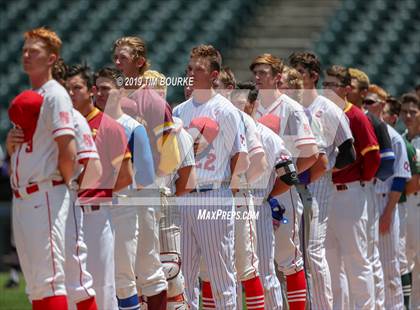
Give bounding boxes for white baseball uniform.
[375,125,411,309]
[65,109,98,307]
[174,93,248,310]
[252,122,295,309]
[304,95,353,310]
[159,121,195,309]
[11,79,75,301]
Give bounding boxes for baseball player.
[383,96,420,309]
[198,76,266,310]
[323,65,380,309]
[364,84,411,309]
[7,27,77,310]
[399,93,420,309]
[173,44,249,309]
[348,68,398,309]
[113,36,182,308]
[66,64,133,310]
[250,53,320,310]
[289,52,355,310]
[93,67,157,310]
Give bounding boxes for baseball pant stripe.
[46,192,57,295]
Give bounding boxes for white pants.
[306,175,334,310]
[110,205,138,299]
[405,193,420,309]
[180,189,237,310]
[13,184,69,301]
[65,199,95,306]
[83,206,118,310]
[365,182,385,309]
[376,194,404,309]
[326,182,374,310]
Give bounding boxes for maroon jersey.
[333,103,380,184]
[79,108,131,203]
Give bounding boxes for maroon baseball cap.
[8,90,44,142]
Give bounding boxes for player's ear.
[210,70,219,83]
[136,56,146,70]
[48,53,58,67]
[311,71,319,84]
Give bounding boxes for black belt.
[191,183,218,193]
[81,205,101,213]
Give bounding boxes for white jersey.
[307,95,353,170]
[240,111,264,158]
[410,135,420,149]
[252,122,292,199]
[255,93,316,158]
[173,94,248,184]
[10,79,75,189]
[375,125,411,193]
[73,109,98,163]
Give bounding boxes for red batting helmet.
[8,90,44,142]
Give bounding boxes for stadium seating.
[314,0,420,96]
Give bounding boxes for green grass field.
[0,272,30,310]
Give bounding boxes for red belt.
[13,180,65,199]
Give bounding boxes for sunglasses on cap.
[363,99,380,105]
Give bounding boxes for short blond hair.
[282,66,303,102]
[24,27,62,56]
[349,68,370,90]
[113,36,150,75]
[143,70,167,97]
[250,53,284,75]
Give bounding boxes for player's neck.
[81,102,96,118]
[407,127,417,140]
[301,88,318,107]
[105,104,124,120]
[191,88,217,104]
[29,71,53,89]
[260,89,281,108]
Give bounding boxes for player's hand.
[268,196,286,231]
[379,209,392,234]
[6,127,24,155]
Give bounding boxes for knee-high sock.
[33,296,68,310]
[242,276,265,309]
[286,270,307,310]
[201,281,215,309]
[402,272,412,309]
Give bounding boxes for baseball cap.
[8,90,44,142]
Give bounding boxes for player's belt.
[191,182,229,193]
[335,181,366,191]
[80,205,101,213]
[13,180,65,199]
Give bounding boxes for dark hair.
[400,92,420,109]
[236,81,259,103]
[66,64,93,89]
[325,65,351,87]
[219,67,236,88]
[288,51,321,85]
[385,97,401,116]
[94,67,122,86]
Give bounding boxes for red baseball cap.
[188,117,220,144]
[258,114,280,135]
[8,90,44,142]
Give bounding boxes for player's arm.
[77,158,102,190]
[55,135,77,185]
[296,144,319,173]
[246,152,268,184]
[175,165,197,196]
[379,177,407,234]
[308,153,328,183]
[270,157,299,196]
[114,157,134,192]
[5,127,24,155]
[230,152,250,190]
[133,125,155,188]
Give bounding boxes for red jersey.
[333,103,380,184]
[79,108,131,203]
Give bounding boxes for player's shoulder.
[387,124,404,145]
[173,98,192,117]
[313,95,343,115]
[39,79,72,107]
[279,94,304,112]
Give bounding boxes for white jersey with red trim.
[73,108,98,163]
[307,95,353,170]
[10,79,75,189]
[240,111,264,159]
[255,93,316,157]
[173,93,248,184]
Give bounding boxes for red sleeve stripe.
[52,127,75,134]
[249,146,264,153]
[77,150,98,155]
[295,137,316,142]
